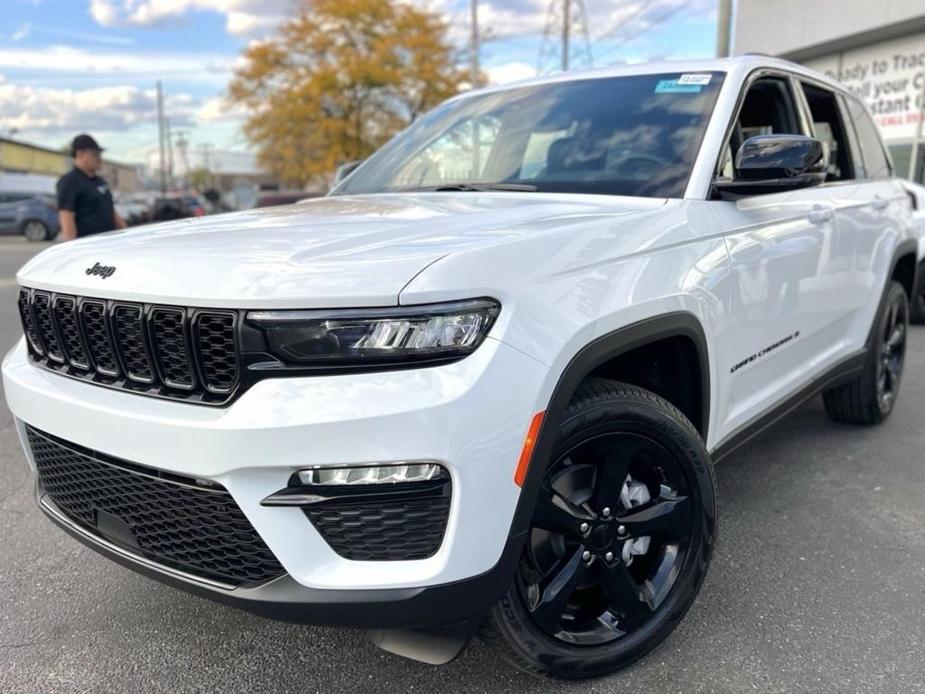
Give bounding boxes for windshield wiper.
[417,182,538,193]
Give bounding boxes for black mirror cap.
[735,134,827,181]
[712,135,827,199]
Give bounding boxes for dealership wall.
[734,0,925,181]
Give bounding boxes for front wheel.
[481,380,716,679]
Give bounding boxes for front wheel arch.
[507,312,711,542]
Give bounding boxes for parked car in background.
[900,181,925,323]
[114,193,153,227]
[255,191,320,208]
[0,192,58,241]
[151,193,207,222]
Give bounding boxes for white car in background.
[4,56,919,678]
[900,181,925,322]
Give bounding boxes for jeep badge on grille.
[85,262,116,279]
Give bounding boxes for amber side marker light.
[514,411,545,487]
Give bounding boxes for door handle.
[872,196,889,211]
[808,205,833,225]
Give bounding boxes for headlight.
[247,298,500,368]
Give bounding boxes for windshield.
[334,71,725,199]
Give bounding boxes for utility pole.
[469,0,480,88]
[470,0,481,179]
[716,0,733,57]
[164,117,174,191]
[561,0,570,72]
[538,0,589,74]
[156,80,167,195]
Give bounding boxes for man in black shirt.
[56,134,126,240]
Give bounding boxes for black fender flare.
[506,310,711,541]
[867,238,919,348]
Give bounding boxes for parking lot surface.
[0,237,923,693]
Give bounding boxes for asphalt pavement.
[0,235,923,693]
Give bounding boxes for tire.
[912,262,925,325]
[21,220,50,242]
[823,280,909,425]
[481,379,716,679]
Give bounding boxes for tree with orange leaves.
[229,0,466,188]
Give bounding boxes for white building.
[734,0,925,181]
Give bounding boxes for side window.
[719,77,802,178]
[800,83,853,181]
[846,98,891,179]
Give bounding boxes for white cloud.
[89,0,119,26]
[0,45,234,84]
[11,22,32,42]
[195,94,245,122]
[88,0,291,37]
[486,61,537,85]
[0,82,200,134]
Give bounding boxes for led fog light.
[297,463,448,486]
[261,462,453,560]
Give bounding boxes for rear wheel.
[481,380,715,679]
[912,263,925,325]
[824,280,908,425]
[22,220,50,242]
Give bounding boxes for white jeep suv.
[3,56,918,678]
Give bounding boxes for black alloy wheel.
[911,265,925,324]
[824,280,909,425]
[482,380,715,679]
[876,294,907,413]
[520,431,693,645]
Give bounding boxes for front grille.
[305,493,451,561]
[17,287,240,404]
[28,426,285,586]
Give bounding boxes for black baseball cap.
[71,134,104,157]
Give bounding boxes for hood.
[18,193,665,308]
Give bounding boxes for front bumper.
[3,336,548,626]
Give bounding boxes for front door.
[711,74,850,442]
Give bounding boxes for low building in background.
[734,0,925,182]
[0,136,141,193]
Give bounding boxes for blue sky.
[0,0,718,166]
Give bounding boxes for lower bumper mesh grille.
[304,493,451,561]
[28,426,285,586]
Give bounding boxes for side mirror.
[333,160,363,186]
[713,134,827,199]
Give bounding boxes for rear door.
[710,72,847,441]
[838,95,912,345]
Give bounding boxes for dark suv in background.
[0,192,58,242]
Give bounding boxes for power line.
[592,1,692,64]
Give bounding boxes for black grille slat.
[80,300,119,376]
[196,313,239,394]
[52,296,90,370]
[17,288,43,355]
[33,292,64,363]
[112,305,154,383]
[15,288,240,405]
[150,308,195,389]
[28,426,285,585]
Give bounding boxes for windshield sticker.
[678,73,712,85]
[655,80,702,94]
